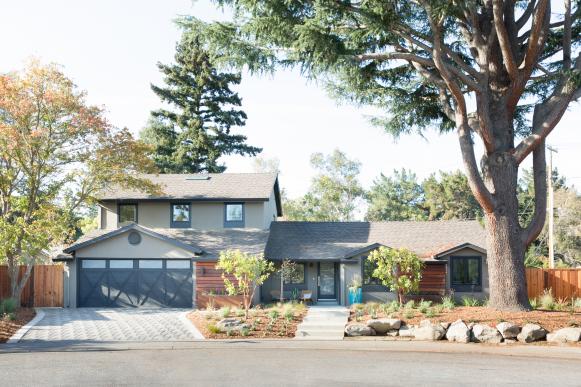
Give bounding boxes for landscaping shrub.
[1,298,17,315]
[403,308,415,319]
[403,300,415,310]
[268,309,280,321]
[283,309,294,322]
[433,304,444,314]
[240,327,250,336]
[207,324,221,334]
[461,296,480,307]
[425,308,436,318]
[234,308,245,317]
[573,298,581,310]
[7,312,16,321]
[529,298,539,310]
[418,300,432,313]
[554,298,569,311]
[539,289,555,310]
[352,303,365,311]
[219,306,231,318]
[441,296,455,310]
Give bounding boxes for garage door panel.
[109,270,139,307]
[78,259,193,308]
[138,270,167,307]
[78,269,109,307]
[165,270,193,308]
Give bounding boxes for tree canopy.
[0,61,158,300]
[141,33,261,173]
[283,149,364,221]
[185,0,581,310]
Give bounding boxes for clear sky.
[2,0,579,199]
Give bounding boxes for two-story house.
[57,173,489,309]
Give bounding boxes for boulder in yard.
[446,319,471,343]
[496,322,521,339]
[345,324,376,337]
[471,324,503,344]
[546,327,581,343]
[366,318,402,334]
[398,325,415,338]
[386,330,399,337]
[517,324,547,343]
[414,321,446,341]
[216,318,250,332]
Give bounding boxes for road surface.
[1,340,580,386]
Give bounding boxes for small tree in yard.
[368,247,424,304]
[278,259,302,303]
[217,250,275,319]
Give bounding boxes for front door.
[317,262,336,299]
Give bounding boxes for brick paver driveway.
[20,308,201,342]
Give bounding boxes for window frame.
[170,202,192,228]
[361,255,387,292]
[450,256,482,292]
[224,202,245,228]
[118,203,138,224]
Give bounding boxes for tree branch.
[493,0,519,79]
[564,0,572,69]
[516,0,536,29]
[521,142,547,247]
[519,0,550,73]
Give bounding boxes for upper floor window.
[450,256,482,292]
[171,203,191,228]
[118,203,137,223]
[224,203,244,228]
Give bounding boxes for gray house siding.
[437,247,489,301]
[261,262,318,302]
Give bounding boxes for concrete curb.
[7,308,45,344]
[180,311,205,340]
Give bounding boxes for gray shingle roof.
[66,224,269,260]
[98,173,278,201]
[264,220,487,261]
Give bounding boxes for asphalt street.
[1,340,581,386]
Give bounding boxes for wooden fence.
[526,268,581,300]
[0,265,64,307]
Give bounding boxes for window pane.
[110,260,133,269]
[172,204,190,222]
[139,260,162,269]
[82,260,106,269]
[284,263,305,284]
[467,259,480,284]
[226,204,243,221]
[363,257,380,285]
[166,260,191,269]
[119,204,137,223]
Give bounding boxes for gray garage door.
[78,259,193,308]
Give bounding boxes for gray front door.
[317,262,336,299]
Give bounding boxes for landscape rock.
[386,330,399,337]
[439,322,451,330]
[345,324,376,337]
[446,319,471,343]
[503,338,518,344]
[398,325,415,337]
[517,324,547,343]
[366,318,402,334]
[216,318,250,332]
[472,324,503,344]
[496,322,521,339]
[546,327,581,343]
[414,321,446,341]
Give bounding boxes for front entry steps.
[295,305,349,340]
[316,299,339,306]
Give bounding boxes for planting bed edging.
[345,317,581,345]
[6,309,44,344]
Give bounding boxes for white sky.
[1,0,579,199]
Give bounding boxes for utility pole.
[547,145,558,269]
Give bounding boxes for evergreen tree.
[423,171,482,221]
[141,34,261,173]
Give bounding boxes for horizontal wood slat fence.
[0,265,64,307]
[526,268,581,300]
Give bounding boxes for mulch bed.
[0,308,36,343]
[349,306,581,332]
[188,308,307,339]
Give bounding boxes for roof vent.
[185,175,210,181]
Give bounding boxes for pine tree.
[141,34,261,173]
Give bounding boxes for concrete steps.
[295,306,349,341]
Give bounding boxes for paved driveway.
[20,308,201,342]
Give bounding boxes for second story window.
[224,203,244,227]
[118,203,137,224]
[171,203,191,228]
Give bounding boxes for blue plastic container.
[348,287,362,304]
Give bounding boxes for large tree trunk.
[8,261,33,306]
[482,151,530,310]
